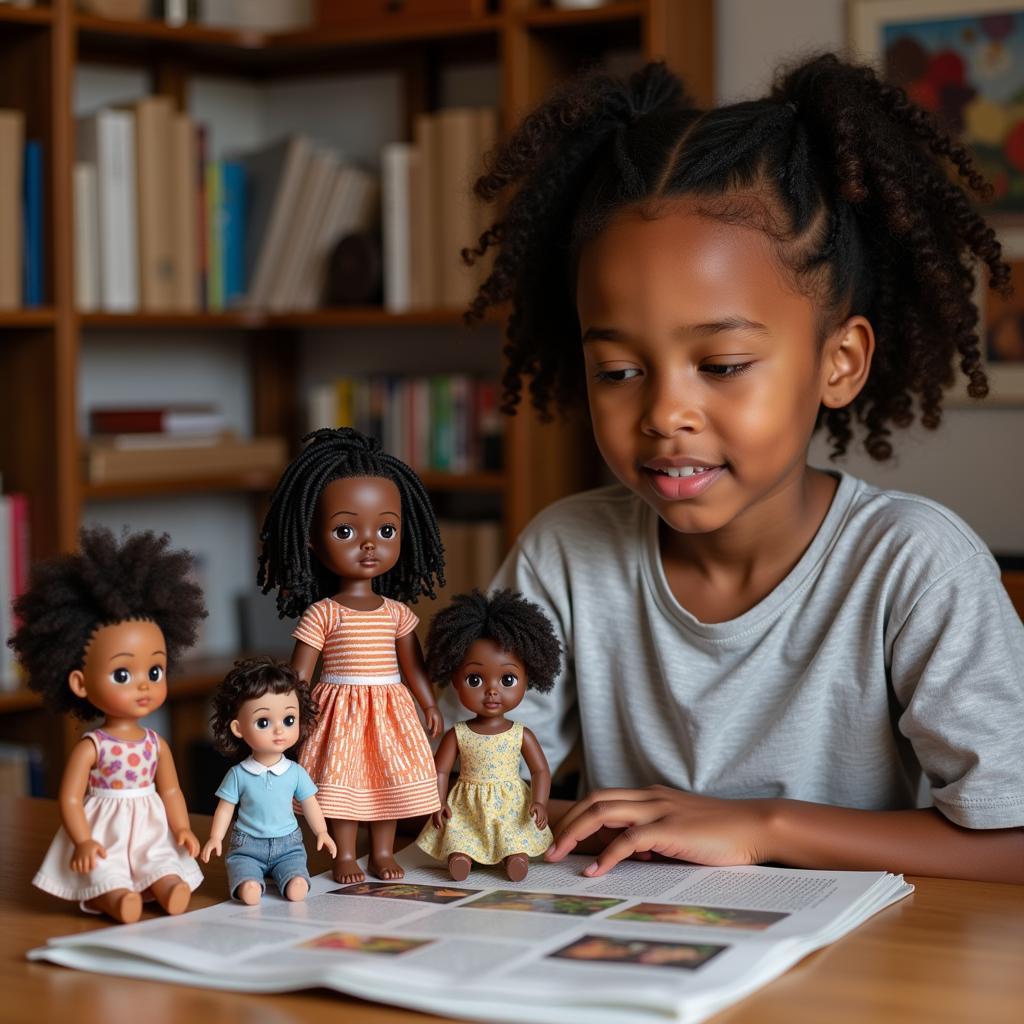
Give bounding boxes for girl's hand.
[530,801,549,830]
[431,804,452,830]
[544,785,776,877]
[70,839,106,873]
[423,706,444,739]
[316,831,338,858]
[201,838,222,863]
[176,828,201,857]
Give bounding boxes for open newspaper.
[28,846,912,1023]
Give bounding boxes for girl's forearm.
[767,800,1024,883]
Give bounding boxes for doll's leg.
[84,888,143,923]
[367,818,403,880]
[236,881,263,905]
[328,818,364,884]
[504,854,529,882]
[150,873,191,915]
[447,853,472,881]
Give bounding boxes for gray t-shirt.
[440,472,1024,829]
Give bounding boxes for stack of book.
[382,106,498,313]
[306,375,503,474]
[83,405,288,485]
[0,487,30,692]
[0,109,45,310]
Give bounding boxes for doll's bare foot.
[284,876,309,901]
[333,856,365,885]
[236,880,262,905]
[151,874,191,915]
[86,888,142,923]
[369,854,404,881]
[448,853,472,881]
[504,854,529,882]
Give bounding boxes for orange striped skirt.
[298,678,440,821]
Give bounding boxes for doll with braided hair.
[258,427,445,884]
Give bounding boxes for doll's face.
[230,690,301,757]
[310,475,402,582]
[451,638,527,718]
[69,619,168,720]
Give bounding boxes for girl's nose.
[640,371,705,437]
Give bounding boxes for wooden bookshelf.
[0,0,715,794]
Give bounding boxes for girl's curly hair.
[425,589,561,693]
[209,656,318,759]
[463,54,1011,460]
[7,526,207,720]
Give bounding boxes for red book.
[89,406,226,435]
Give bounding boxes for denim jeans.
[225,826,309,899]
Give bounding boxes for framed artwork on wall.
[974,225,1024,402]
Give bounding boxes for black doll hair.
[7,526,207,721]
[209,656,318,759]
[425,589,561,693]
[258,427,445,618]
[463,54,1012,461]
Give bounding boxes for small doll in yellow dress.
[416,589,561,882]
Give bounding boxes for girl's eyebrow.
[582,317,768,342]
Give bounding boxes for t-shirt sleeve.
[890,552,1024,829]
[392,600,419,638]
[215,767,240,805]
[292,600,330,651]
[293,764,317,802]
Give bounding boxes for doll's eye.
[500,674,518,687]
[465,674,483,688]
[148,665,164,683]
[378,524,397,540]
[332,524,355,540]
[284,715,296,727]
[111,668,131,685]
[255,717,270,729]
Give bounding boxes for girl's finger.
[583,825,660,877]
[554,789,663,839]
[546,798,668,860]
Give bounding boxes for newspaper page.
[29,846,912,1024]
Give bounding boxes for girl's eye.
[284,715,296,727]
[148,665,164,683]
[701,362,754,379]
[255,717,270,729]
[594,368,641,384]
[500,674,518,688]
[111,668,131,685]
[465,674,484,688]
[378,524,397,540]
[332,524,355,540]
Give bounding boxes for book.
[73,162,100,311]
[220,160,246,307]
[26,846,914,1024]
[205,160,223,310]
[436,107,480,310]
[89,405,227,435]
[0,109,24,310]
[22,140,43,307]
[133,95,175,311]
[381,142,415,313]
[170,113,199,311]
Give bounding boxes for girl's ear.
[68,670,88,700]
[820,315,874,409]
[230,720,243,739]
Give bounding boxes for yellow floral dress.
[416,720,553,864]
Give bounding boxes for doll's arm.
[521,727,552,829]
[299,794,338,857]
[290,638,321,686]
[430,728,459,829]
[60,738,104,872]
[154,736,200,856]
[201,798,237,862]
[395,631,443,738]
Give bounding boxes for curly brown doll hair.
[463,53,1012,460]
[209,656,319,759]
[7,526,207,721]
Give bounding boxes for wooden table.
[3,797,1023,1023]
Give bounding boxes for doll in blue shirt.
[202,657,337,903]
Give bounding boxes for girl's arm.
[395,631,443,738]
[545,787,1024,883]
[201,798,237,862]
[520,726,552,830]
[60,738,103,872]
[154,735,200,856]
[299,794,338,857]
[430,728,459,829]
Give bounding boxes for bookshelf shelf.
[523,1,646,30]
[81,470,283,501]
[0,6,52,28]
[0,308,55,328]
[0,687,41,714]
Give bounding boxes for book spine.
[221,160,246,306]
[171,113,199,311]
[100,111,139,312]
[73,162,100,312]
[0,110,25,310]
[381,142,413,313]
[196,123,208,310]
[206,160,223,311]
[22,140,43,307]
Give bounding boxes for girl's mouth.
[643,465,725,500]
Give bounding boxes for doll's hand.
[530,802,549,830]
[201,838,222,863]
[70,839,106,873]
[176,828,201,857]
[431,804,452,830]
[544,785,775,876]
[423,706,444,739]
[316,831,338,858]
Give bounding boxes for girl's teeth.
[659,466,713,478]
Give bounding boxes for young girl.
[9,527,206,922]
[258,427,445,885]
[450,55,1024,883]
[416,589,561,881]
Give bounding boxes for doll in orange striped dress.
[258,428,445,884]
